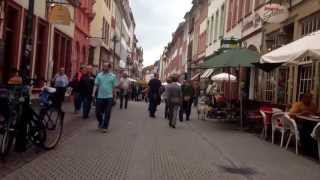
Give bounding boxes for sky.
[131,0,193,67]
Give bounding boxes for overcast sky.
[131,0,193,67]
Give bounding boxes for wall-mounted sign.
[220,39,240,49]
[259,3,289,24]
[242,13,261,33]
[48,5,72,25]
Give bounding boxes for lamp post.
[111,35,119,72]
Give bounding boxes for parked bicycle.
[0,83,64,159]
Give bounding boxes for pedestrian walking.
[70,66,84,113]
[166,75,182,128]
[79,65,95,119]
[52,68,69,110]
[147,74,162,118]
[163,77,172,119]
[119,73,130,109]
[179,80,194,121]
[93,63,118,133]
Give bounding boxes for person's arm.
[92,76,99,97]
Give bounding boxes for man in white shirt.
[119,73,130,109]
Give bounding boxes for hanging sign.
[259,3,289,23]
[48,5,72,25]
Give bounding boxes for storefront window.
[297,62,314,101]
[264,71,275,102]
[277,68,289,104]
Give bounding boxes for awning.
[260,30,320,64]
[191,73,200,80]
[200,48,259,68]
[200,69,214,79]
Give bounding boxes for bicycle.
[0,84,64,159]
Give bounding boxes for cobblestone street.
[1,102,320,180]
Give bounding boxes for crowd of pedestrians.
[49,65,199,132]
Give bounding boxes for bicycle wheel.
[0,114,14,157]
[39,108,64,150]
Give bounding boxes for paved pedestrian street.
[1,102,320,180]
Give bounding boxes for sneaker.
[101,129,108,133]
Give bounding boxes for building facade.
[89,0,113,69]
[1,0,78,86]
[257,0,320,106]
[73,0,94,73]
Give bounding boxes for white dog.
[197,96,211,121]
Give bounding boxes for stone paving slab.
[2,102,320,180]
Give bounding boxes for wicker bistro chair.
[311,123,320,160]
[283,113,301,154]
[271,112,286,147]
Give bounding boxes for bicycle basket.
[39,88,56,107]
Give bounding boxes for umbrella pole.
[239,65,243,129]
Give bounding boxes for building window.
[210,15,214,43]
[301,11,320,36]
[220,4,225,37]
[227,0,233,31]
[254,0,265,9]
[232,0,238,27]
[297,61,314,101]
[277,68,289,105]
[245,0,252,16]
[214,10,219,41]
[206,19,211,46]
[238,0,244,22]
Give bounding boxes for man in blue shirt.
[93,63,117,133]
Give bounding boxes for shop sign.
[259,3,289,24]
[48,5,72,25]
[242,13,261,33]
[220,39,240,49]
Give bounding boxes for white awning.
[201,69,214,79]
[260,30,320,64]
[191,73,200,80]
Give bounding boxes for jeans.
[179,100,192,121]
[164,100,169,119]
[55,87,66,110]
[82,96,92,118]
[168,103,179,127]
[148,99,158,116]
[120,92,129,109]
[95,98,113,129]
[73,92,82,112]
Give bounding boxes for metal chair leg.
[272,129,275,144]
[286,133,293,150]
[295,138,299,155]
[280,130,285,148]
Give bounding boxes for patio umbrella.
[260,30,320,64]
[211,73,237,82]
[200,48,259,68]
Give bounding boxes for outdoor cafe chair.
[259,110,268,139]
[260,108,283,139]
[283,113,301,154]
[311,122,320,160]
[271,112,286,147]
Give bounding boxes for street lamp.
[111,35,119,72]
